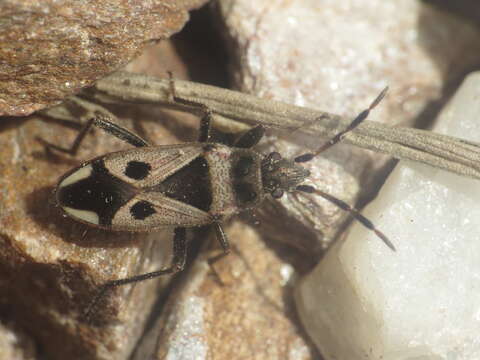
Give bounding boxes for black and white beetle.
[45,79,393,319]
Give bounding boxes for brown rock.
[6,2,480,359]
[0,110,176,359]
[0,37,201,359]
[134,222,315,360]
[0,0,208,116]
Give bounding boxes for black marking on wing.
[125,160,151,180]
[130,200,156,220]
[57,160,136,226]
[151,156,212,212]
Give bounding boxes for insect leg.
[38,117,96,156]
[39,113,149,156]
[197,109,215,143]
[208,222,231,265]
[91,113,150,148]
[234,125,265,148]
[168,72,255,146]
[294,87,388,163]
[84,227,187,321]
[205,223,231,285]
[166,71,215,142]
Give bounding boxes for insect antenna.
[294,87,388,163]
[295,185,395,251]
[290,87,395,251]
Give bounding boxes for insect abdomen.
[57,159,138,227]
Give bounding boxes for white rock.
[295,73,480,359]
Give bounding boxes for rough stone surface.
[0,322,36,360]
[133,222,314,360]
[426,0,480,25]
[0,30,310,360]
[214,0,480,248]
[296,72,480,360]
[0,111,174,359]
[126,16,317,360]
[0,0,208,116]
[0,37,200,359]
[3,1,480,359]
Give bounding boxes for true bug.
[44,77,393,319]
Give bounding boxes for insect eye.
[265,179,278,189]
[263,152,282,171]
[271,188,284,199]
[269,152,281,161]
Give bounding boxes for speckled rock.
[133,222,314,360]
[0,0,208,116]
[0,113,174,359]
[0,36,204,359]
[213,0,480,358]
[3,1,480,359]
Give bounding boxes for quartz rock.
[296,72,480,359]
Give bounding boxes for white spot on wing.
[63,207,99,225]
[59,165,93,187]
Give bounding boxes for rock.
[0,38,199,360]
[214,0,480,247]
[296,72,480,360]
[0,321,36,360]
[4,1,480,359]
[0,0,208,116]
[133,222,314,360]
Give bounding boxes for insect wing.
[111,192,211,231]
[56,143,208,229]
[102,143,204,188]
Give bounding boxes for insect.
[44,77,393,320]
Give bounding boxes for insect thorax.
[204,144,265,219]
